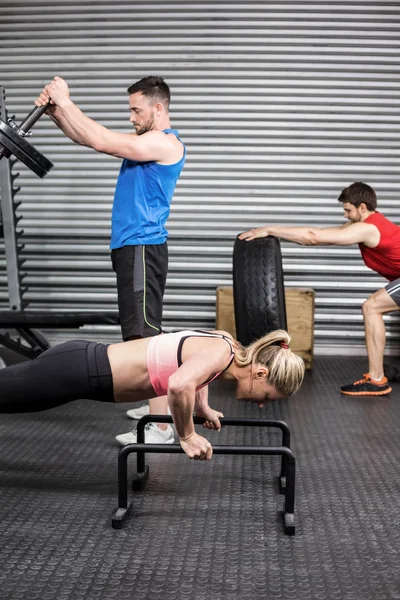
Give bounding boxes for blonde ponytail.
[234,329,304,396]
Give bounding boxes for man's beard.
[134,114,155,135]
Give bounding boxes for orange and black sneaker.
[340,373,392,396]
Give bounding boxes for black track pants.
[0,340,114,413]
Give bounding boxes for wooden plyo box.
[216,286,315,370]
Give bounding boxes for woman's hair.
[234,329,305,397]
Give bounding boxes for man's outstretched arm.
[239,221,379,247]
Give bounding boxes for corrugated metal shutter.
[1,1,400,354]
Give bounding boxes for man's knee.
[362,296,375,317]
[362,291,390,318]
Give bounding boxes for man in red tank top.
[239,182,400,396]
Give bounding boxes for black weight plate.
[0,117,53,178]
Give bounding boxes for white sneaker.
[126,404,171,419]
[0,357,6,369]
[115,422,175,447]
[126,404,150,419]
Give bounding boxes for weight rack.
[0,86,25,313]
[0,85,120,359]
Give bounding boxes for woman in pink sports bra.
[0,328,304,461]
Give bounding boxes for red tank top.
[359,212,400,281]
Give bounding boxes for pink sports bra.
[146,329,235,397]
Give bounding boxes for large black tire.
[233,235,287,346]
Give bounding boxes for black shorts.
[111,243,168,340]
[386,277,400,307]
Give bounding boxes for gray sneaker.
[115,422,175,447]
[0,357,6,369]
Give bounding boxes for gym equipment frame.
[112,416,296,536]
[0,85,120,359]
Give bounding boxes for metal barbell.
[0,103,53,178]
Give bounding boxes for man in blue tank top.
[35,75,186,445]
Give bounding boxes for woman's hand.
[180,432,213,460]
[195,406,224,431]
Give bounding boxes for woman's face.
[235,366,285,408]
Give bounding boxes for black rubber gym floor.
[1,357,400,600]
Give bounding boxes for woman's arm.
[168,379,213,460]
[167,338,231,459]
[194,387,224,431]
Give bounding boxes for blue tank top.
[110,129,186,248]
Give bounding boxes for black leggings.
[0,340,114,413]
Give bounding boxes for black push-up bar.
[134,415,291,490]
[111,416,296,535]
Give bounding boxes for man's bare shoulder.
[141,130,174,139]
[350,221,378,231]
[341,221,376,232]
[349,221,381,247]
[140,129,181,149]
